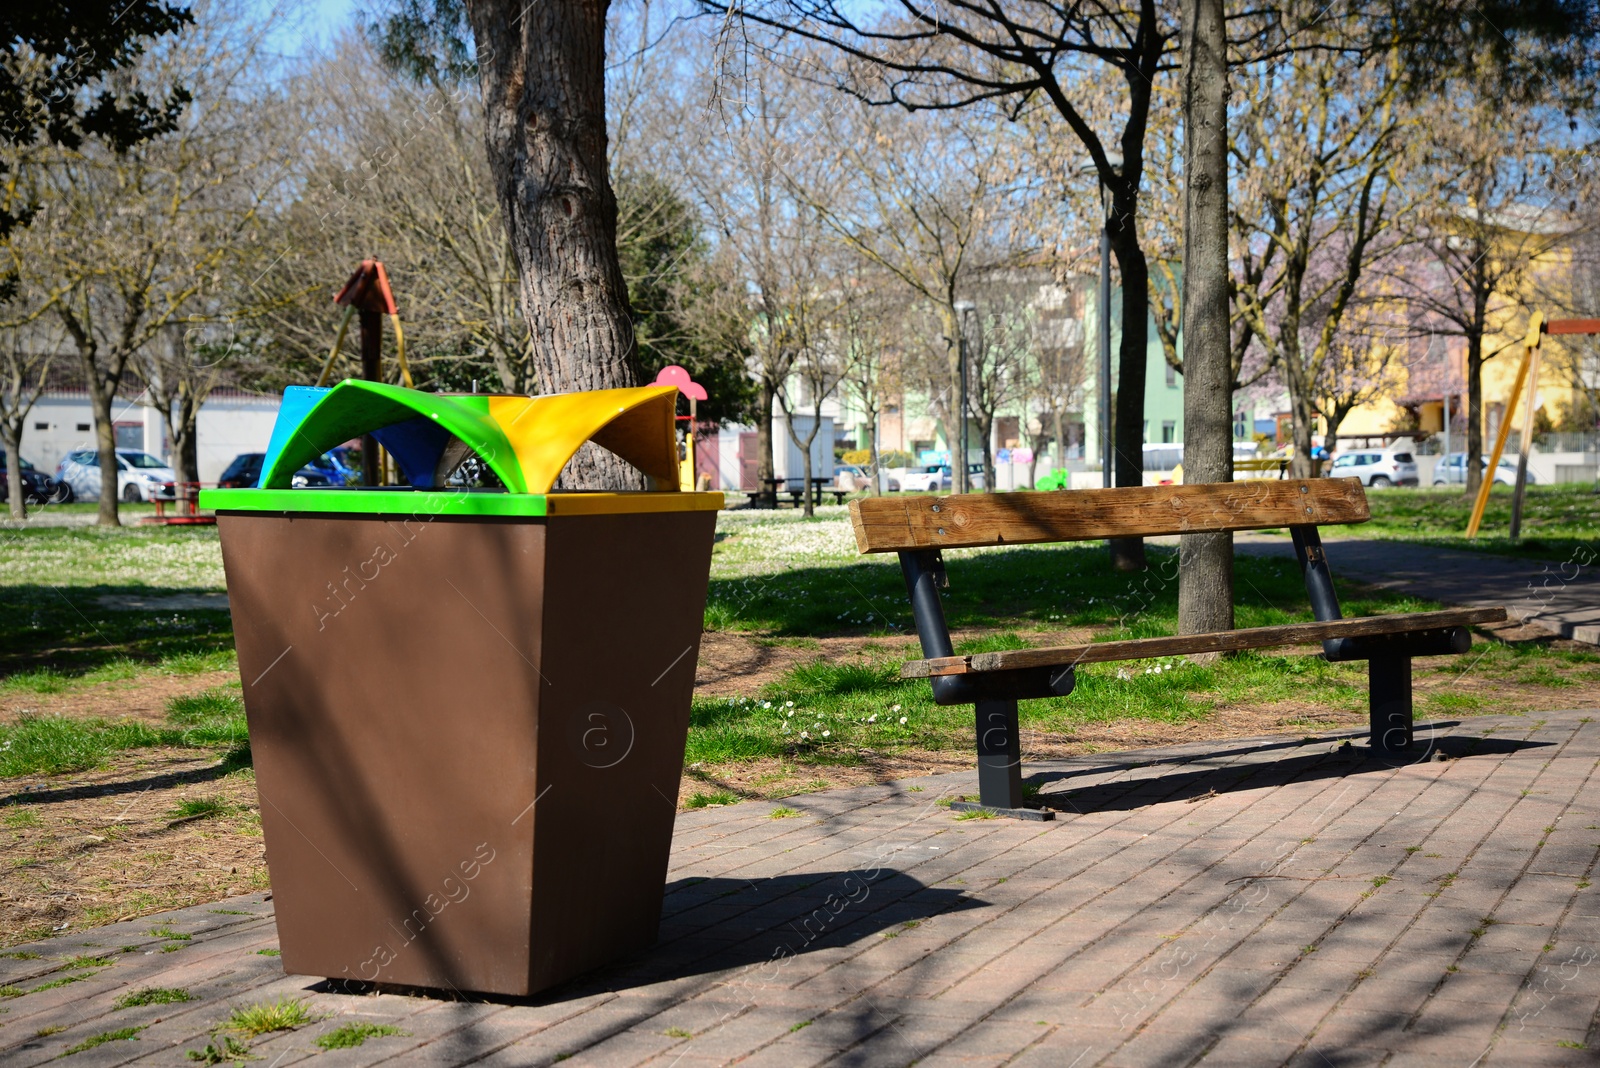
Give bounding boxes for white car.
[56,449,178,502]
[833,464,900,492]
[898,463,986,492]
[1432,452,1537,487]
[1326,449,1419,488]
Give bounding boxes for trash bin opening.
[256,380,682,495]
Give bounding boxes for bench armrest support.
[900,549,955,660]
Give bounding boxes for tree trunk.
[866,407,882,497]
[466,0,642,490]
[1108,217,1149,571]
[757,378,776,501]
[167,387,201,489]
[785,412,819,518]
[1287,380,1318,480]
[3,429,25,520]
[1052,405,1064,476]
[87,383,121,526]
[1177,0,1233,638]
[976,412,995,492]
[1465,329,1484,496]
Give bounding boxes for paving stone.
[10,708,1600,1066]
[1190,1034,1306,1066]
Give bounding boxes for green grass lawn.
[0,685,249,778]
[1354,483,1600,561]
[3,500,1596,788]
[690,521,1600,770]
[0,522,232,681]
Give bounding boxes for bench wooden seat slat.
[848,478,1369,554]
[901,607,1508,678]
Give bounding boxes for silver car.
[1432,452,1537,487]
[1326,449,1418,488]
[56,449,178,502]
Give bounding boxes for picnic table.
[759,476,842,508]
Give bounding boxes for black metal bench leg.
[1369,653,1413,753]
[975,696,1022,809]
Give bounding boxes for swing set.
[1466,311,1600,539]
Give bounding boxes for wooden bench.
[847,479,1506,820]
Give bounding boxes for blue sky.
[251,0,357,55]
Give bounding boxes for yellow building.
[1336,204,1591,446]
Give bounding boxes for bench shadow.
[1031,733,1552,815]
[308,870,977,1009]
[0,760,238,806]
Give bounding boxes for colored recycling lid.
[256,380,682,494]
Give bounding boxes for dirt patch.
[0,671,237,727]
[0,749,265,948]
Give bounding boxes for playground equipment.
[314,259,413,486]
[200,382,721,996]
[137,482,216,526]
[1466,313,1600,539]
[654,364,708,490]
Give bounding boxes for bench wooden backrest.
[847,478,1369,554]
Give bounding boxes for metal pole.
[1468,312,1542,538]
[1510,345,1541,541]
[958,331,969,494]
[359,308,382,487]
[1098,185,1113,490]
[1441,392,1450,474]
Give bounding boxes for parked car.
[833,463,900,493]
[1431,452,1537,487]
[306,448,357,485]
[899,463,986,492]
[56,449,177,502]
[218,452,334,489]
[1325,449,1419,488]
[0,456,73,504]
[217,452,263,488]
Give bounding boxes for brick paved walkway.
[3,710,1599,1066]
[1234,534,1600,645]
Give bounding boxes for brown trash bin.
[202,381,721,996]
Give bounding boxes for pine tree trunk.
[466,0,642,490]
[1177,0,1233,638]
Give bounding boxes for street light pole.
[954,300,976,495]
[1097,190,1112,489]
[1077,156,1120,492]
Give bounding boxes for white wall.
[193,395,280,483]
[18,391,281,483]
[709,427,743,491]
[774,414,833,484]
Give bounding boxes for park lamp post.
[1078,154,1121,489]
[954,299,977,494]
